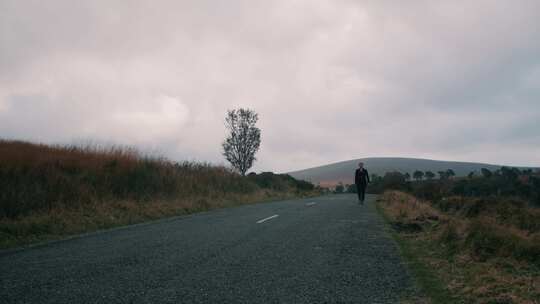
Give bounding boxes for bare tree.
[222,108,261,176]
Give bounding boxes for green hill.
[287,157,534,186]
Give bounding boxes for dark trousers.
[356,183,366,201]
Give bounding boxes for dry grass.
[0,139,319,248]
[379,190,446,229]
[378,191,540,304]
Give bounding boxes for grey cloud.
[1,1,539,172]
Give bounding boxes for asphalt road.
[1,194,417,303]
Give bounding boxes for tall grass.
[0,139,317,248]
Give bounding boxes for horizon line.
[284,156,540,174]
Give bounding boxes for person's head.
[358,162,364,169]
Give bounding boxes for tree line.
[337,167,540,206]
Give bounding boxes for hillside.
[287,157,533,186]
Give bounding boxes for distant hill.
[287,157,535,186]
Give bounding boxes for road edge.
[374,197,435,304]
[0,194,325,257]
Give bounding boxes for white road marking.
[256,214,279,224]
[306,202,317,206]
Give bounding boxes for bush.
[381,171,408,191]
[247,172,314,192]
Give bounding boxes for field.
[0,140,319,248]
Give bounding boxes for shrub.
[381,171,408,191]
[247,172,314,192]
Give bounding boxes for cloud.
[1,0,539,172]
[101,95,190,143]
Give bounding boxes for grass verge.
[376,191,540,304]
[376,200,454,304]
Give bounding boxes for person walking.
[354,162,370,204]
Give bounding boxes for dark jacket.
[355,168,370,185]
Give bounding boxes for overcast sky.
[1,1,539,172]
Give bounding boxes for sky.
[1,0,539,173]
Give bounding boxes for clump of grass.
[378,191,445,233]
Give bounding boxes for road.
[1,194,417,303]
